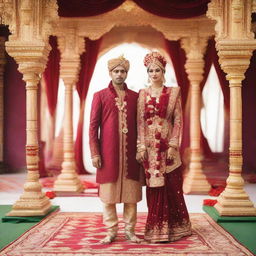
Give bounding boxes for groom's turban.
[108,55,130,72]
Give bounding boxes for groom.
[89,55,143,244]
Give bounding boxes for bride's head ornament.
[143,51,167,72]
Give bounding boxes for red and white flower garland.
[143,86,170,179]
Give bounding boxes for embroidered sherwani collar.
[108,81,128,97]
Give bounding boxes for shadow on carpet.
[0,212,253,255]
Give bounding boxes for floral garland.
[143,86,172,179]
[109,82,128,134]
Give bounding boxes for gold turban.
[108,55,130,72]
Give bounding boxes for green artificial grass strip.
[219,221,256,255]
[0,205,59,250]
[1,205,59,223]
[203,205,256,255]
[203,206,256,222]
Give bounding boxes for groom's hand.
[92,155,102,169]
[136,151,148,163]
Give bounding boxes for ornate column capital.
[207,0,255,41]
[58,30,85,87]
[181,36,208,85]
[253,0,256,12]
[1,0,58,43]
[207,0,256,85]
[3,0,59,82]
[216,41,256,86]
[5,42,51,86]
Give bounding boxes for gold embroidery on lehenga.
[137,87,183,187]
[144,218,192,243]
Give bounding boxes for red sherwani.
[89,82,141,185]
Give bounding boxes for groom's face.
[109,65,127,86]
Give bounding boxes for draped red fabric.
[164,40,190,156]
[43,36,60,116]
[57,0,209,18]
[242,50,256,174]
[75,38,102,174]
[134,0,210,19]
[40,36,60,177]
[199,39,230,158]
[165,40,190,109]
[165,39,230,161]
[57,0,125,17]
[0,25,10,38]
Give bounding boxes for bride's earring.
[162,74,166,84]
[148,76,151,84]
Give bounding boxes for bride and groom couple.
[89,51,191,244]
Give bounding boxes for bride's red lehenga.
[137,85,192,243]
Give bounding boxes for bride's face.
[147,64,164,83]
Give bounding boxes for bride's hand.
[136,150,148,163]
[167,147,176,160]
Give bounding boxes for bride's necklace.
[150,85,163,98]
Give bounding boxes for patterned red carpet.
[0,212,252,256]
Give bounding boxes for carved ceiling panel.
[54,1,215,41]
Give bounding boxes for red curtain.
[43,36,60,116]
[57,0,125,17]
[165,39,230,160]
[165,40,190,156]
[197,39,229,158]
[134,0,210,19]
[75,37,102,174]
[57,0,210,18]
[165,40,190,109]
[242,50,256,174]
[40,36,60,177]
[0,25,10,38]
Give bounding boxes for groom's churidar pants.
[99,175,143,236]
[103,203,137,236]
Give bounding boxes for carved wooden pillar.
[53,32,84,193]
[0,37,6,168]
[207,0,256,215]
[181,36,211,194]
[1,0,58,216]
[5,44,53,216]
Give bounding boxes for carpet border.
[0,212,254,256]
[0,208,60,253]
[203,213,254,256]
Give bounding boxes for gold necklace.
[150,86,163,97]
